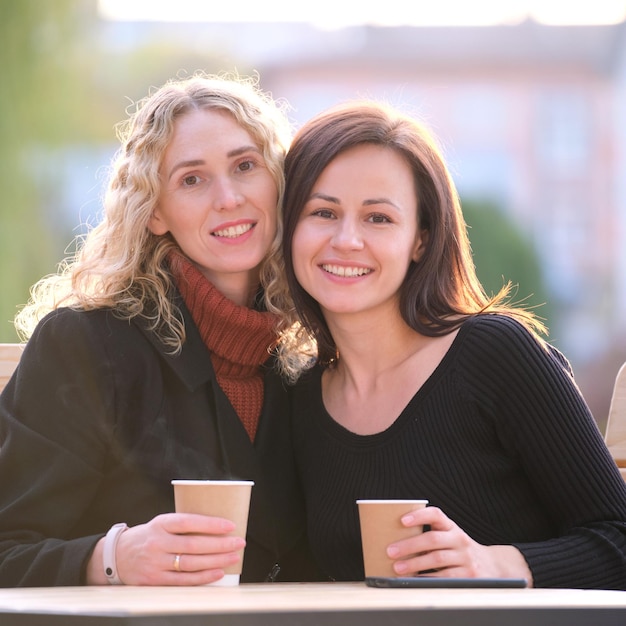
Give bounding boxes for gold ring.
[173,554,181,572]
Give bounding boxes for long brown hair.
[271,101,544,378]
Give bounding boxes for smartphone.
[366,576,528,589]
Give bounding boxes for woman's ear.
[412,229,429,262]
[148,208,169,236]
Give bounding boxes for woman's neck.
[200,268,261,308]
[321,308,459,435]
[326,308,424,388]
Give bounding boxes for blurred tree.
[0,0,99,341]
[0,1,232,342]
[462,198,552,333]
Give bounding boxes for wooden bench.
[0,343,24,395]
[604,362,626,481]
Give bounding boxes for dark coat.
[0,303,320,586]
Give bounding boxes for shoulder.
[461,312,535,337]
[456,313,573,381]
[290,363,322,392]
[26,307,160,371]
[34,307,128,337]
[459,313,547,355]
[287,364,324,412]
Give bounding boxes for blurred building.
[256,20,626,364]
[97,15,626,368]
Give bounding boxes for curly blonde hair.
[15,72,293,352]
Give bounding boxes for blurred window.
[535,88,590,175]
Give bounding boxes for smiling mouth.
[212,223,254,238]
[321,264,372,277]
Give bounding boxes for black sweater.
[0,305,320,586]
[291,314,626,589]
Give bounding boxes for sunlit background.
[99,0,626,27]
[1,0,625,428]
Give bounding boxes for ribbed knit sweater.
[291,314,626,589]
[170,252,277,441]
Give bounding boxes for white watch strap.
[103,523,128,585]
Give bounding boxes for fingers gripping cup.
[172,480,254,586]
[357,499,428,579]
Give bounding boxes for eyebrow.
[167,145,262,181]
[308,192,401,210]
[168,159,204,181]
[309,192,340,204]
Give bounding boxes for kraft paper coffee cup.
[172,479,254,586]
[357,499,428,579]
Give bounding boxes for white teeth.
[212,223,253,238]
[322,264,372,277]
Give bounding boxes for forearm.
[514,524,626,590]
[85,536,108,585]
[0,535,101,587]
[487,545,533,586]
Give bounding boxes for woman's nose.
[212,176,243,211]
[331,219,363,250]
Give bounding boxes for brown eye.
[313,209,335,219]
[369,213,391,224]
[182,175,199,186]
[238,160,254,172]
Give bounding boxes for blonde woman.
[0,73,319,586]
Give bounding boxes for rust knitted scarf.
[169,251,278,441]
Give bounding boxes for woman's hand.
[386,506,533,586]
[86,513,245,585]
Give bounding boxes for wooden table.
[0,582,625,625]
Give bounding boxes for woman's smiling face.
[150,107,278,303]
[292,143,426,319]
